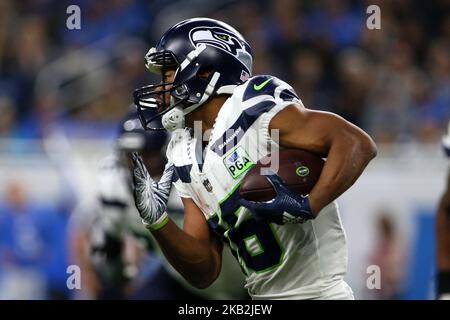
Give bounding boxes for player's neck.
[187,95,229,133]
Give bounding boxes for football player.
[69,107,246,299]
[437,121,450,299]
[132,18,377,299]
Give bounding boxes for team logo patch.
[223,146,254,179]
[295,166,310,177]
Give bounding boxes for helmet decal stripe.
[180,44,207,71]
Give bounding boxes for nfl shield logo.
[203,178,213,192]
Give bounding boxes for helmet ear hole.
[197,66,214,80]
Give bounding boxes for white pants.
[251,280,355,300]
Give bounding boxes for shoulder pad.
[242,75,300,103]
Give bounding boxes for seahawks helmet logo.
[189,26,252,72]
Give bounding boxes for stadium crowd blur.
[0,0,449,299]
[1,0,449,143]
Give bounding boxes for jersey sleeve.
[166,133,192,199]
[172,169,192,198]
[241,75,304,149]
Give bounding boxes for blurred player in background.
[131,18,377,299]
[68,107,168,299]
[68,107,246,299]
[437,121,450,299]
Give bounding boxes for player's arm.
[270,105,377,215]
[436,171,450,298]
[130,152,222,288]
[151,197,223,289]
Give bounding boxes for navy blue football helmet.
[117,106,168,152]
[133,17,253,131]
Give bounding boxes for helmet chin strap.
[162,72,221,132]
[162,106,185,131]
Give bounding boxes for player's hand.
[131,152,174,231]
[239,171,315,225]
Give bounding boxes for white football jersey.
[167,75,351,299]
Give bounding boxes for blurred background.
[0,0,448,299]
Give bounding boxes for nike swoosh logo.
[253,78,272,91]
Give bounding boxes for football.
[239,149,325,202]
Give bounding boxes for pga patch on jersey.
[223,146,254,179]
